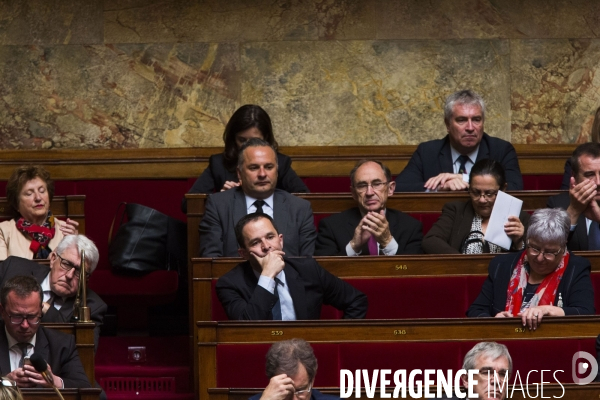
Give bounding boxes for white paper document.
[484,190,523,250]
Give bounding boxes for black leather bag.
[108,203,187,275]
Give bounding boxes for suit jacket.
[216,257,368,320]
[314,208,423,256]
[249,389,338,400]
[547,192,589,250]
[423,200,531,254]
[182,152,308,213]
[0,256,107,351]
[467,252,595,317]
[394,133,523,192]
[199,188,316,257]
[595,334,600,382]
[0,218,65,261]
[0,322,90,388]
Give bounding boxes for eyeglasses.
[478,368,510,382]
[353,181,389,193]
[293,384,312,398]
[527,243,564,261]
[469,190,499,200]
[56,254,81,278]
[7,314,41,325]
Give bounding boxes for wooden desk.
[21,388,102,400]
[208,384,600,400]
[44,323,95,387]
[0,195,86,235]
[196,318,600,400]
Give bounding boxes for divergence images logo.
[572,351,598,385]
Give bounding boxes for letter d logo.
[572,351,598,385]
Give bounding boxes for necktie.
[368,235,379,256]
[272,278,282,320]
[17,343,29,368]
[457,155,470,174]
[588,221,600,250]
[254,200,265,214]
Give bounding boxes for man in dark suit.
[315,160,423,256]
[249,339,337,400]
[547,142,600,250]
[395,90,522,192]
[216,213,367,320]
[0,235,106,351]
[199,138,316,257]
[0,275,90,388]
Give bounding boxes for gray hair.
[444,90,486,124]
[55,235,100,273]
[265,339,318,382]
[526,208,570,247]
[237,137,278,170]
[462,342,512,374]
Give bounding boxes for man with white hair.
[0,234,106,350]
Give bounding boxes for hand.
[254,250,285,279]
[21,364,61,388]
[518,305,565,331]
[6,367,35,388]
[504,216,524,246]
[260,374,295,400]
[424,173,464,191]
[567,177,597,224]
[438,176,469,191]
[221,181,241,191]
[494,311,513,318]
[361,210,393,247]
[350,218,372,253]
[583,195,600,222]
[59,218,79,236]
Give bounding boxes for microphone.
[29,353,65,400]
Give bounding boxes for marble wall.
[0,0,599,149]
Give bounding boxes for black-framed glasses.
[7,314,41,325]
[469,190,499,200]
[527,243,564,261]
[56,254,81,278]
[293,384,312,398]
[353,181,389,193]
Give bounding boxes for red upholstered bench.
[213,339,596,388]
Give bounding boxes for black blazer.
[315,207,423,256]
[423,200,530,254]
[547,192,589,251]
[0,322,90,388]
[467,252,595,317]
[595,334,600,382]
[395,133,523,192]
[215,257,368,320]
[181,152,308,213]
[0,256,107,351]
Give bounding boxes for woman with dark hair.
[561,106,600,189]
[181,104,308,212]
[0,165,78,260]
[423,159,529,254]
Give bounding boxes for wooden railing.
[44,322,95,386]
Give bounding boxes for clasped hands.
[424,173,469,191]
[7,363,60,388]
[567,176,600,223]
[349,210,392,253]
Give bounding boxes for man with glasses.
[467,208,594,328]
[315,159,423,256]
[250,339,336,400]
[0,275,90,388]
[0,235,106,350]
[548,142,600,250]
[437,342,512,400]
[395,90,522,192]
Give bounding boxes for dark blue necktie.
[272,278,282,320]
[457,155,469,174]
[588,221,600,250]
[254,200,265,214]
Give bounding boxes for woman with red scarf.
[467,208,595,330]
[0,166,78,260]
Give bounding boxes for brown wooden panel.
[209,384,600,400]
[21,388,102,400]
[42,322,95,386]
[0,145,577,179]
